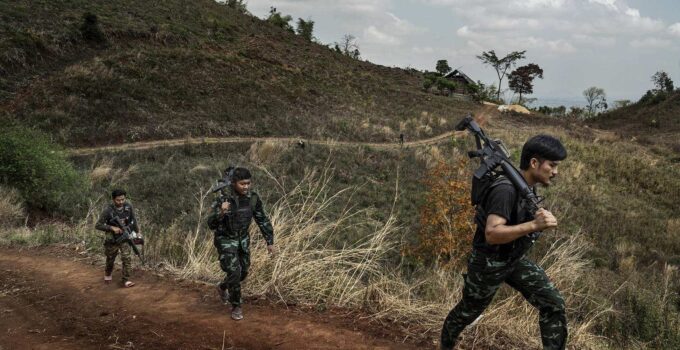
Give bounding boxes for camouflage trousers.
[214,234,251,307]
[441,250,567,350]
[104,238,132,282]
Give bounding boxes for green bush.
[639,89,668,106]
[0,127,86,216]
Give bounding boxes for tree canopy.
[477,50,526,101]
[508,63,543,105]
[651,71,674,93]
[436,59,452,76]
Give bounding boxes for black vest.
[472,176,535,259]
[107,204,134,228]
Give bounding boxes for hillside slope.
[0,0,477,147]
[590,91,680,153]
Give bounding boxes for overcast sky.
[243,0,680,105]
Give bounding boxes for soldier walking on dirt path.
[440,135,569,350]
[207,167,276,321]
[399,133,405,147]
[95,189,141,288]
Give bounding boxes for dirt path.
[0,246,424,350]
[71,107,497,156]
[70,132,464,156]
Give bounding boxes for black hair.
[111,189,127,199]
[519,135,567,170]
[232,167,252,182]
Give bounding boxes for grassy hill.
[590,90,680,155]
[0,0,477,147]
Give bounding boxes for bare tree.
[583,86,607,116]
[335,34,360,59]
[477,50,526,100]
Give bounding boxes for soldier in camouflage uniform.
[95,189,141,288]
[207,167,275,320]
[441,135,569,350]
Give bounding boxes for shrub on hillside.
[471,80,503,104]
[406,159,475,269]
[639,89,668,106]
[0,127,86,216]
[603,272,680,348]
[266,7,294,33]
[224,0,247,13]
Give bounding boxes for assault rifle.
[211,166,236,194]
[111,217,145,264]
[455,114,543,239]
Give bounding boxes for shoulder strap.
[474,175,515,225]
[478,175,512,208]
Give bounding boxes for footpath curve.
[70,131,466,156]
[71,106,497,156]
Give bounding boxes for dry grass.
[156,164,605,349]
[247,141,288,166]
[0,186,24,225]
[88,157,137,186]
[0,154,614,349]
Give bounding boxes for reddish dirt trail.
[0,247,425,350]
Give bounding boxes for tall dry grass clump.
[167,164,399,309]
[0,186,25,225]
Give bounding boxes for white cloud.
[363,26,400,45]
[423,0,670,55]
[589,0,618,11]
[546,39,577,53]
[629,38,672,48]
[668,23,680,37]
[412,46,435,54]
[571,34,617,47]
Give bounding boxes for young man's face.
[113,195,126,208]
[530,158,560,186]
[233,179,252,195]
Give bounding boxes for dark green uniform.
[441,178,567,350]
[207,190,273,307]
[95,202,139,282]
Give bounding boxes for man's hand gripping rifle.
[111,217,145,265]
[455,114,543,239]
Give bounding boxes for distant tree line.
[266,7,316,41]
[533,70,677,120]
[264,7,362,60]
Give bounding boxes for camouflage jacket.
[95,202,140,238]
[207,191,274,245]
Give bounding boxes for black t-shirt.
[472,180,535,255]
